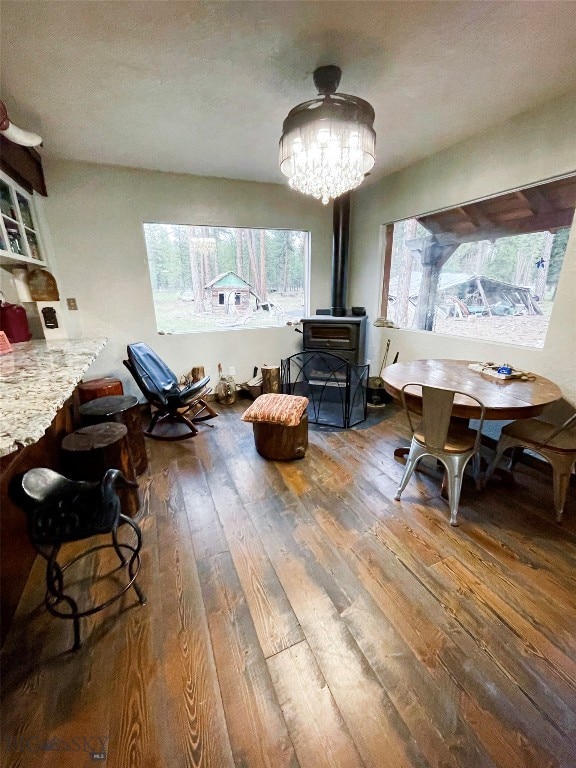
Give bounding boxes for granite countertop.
[0,337,108,457]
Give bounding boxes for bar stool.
[78,377,124,405]
[79,395,148,475]
[13,467,146,651]
[61,423,140,518]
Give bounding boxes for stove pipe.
[331,192,350,317]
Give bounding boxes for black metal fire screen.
[281,351,368,429]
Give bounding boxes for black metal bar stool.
[13,467,146,651]
[79,394,148,475]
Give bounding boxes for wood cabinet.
[0,398,75,644]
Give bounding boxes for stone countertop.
[0,337,108,457]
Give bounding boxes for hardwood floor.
[1,402,575,767]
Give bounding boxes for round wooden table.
[382,359,562,420]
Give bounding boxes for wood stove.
[289,191,369,426]
[301,315,367,366]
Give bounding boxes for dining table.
[381,358,563,460]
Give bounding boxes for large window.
[382,175,575,348]
[143,224,309,333]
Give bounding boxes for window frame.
[380,172,575,346]
[142,222,311,335]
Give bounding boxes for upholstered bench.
[241,393,309,460]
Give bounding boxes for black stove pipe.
[331,192,350,317]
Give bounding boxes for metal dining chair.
[394,383,486,526]
[484,412,576,521]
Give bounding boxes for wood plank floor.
[1,402,575,767]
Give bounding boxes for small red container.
[0,301,32,343]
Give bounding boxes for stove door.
[303,321,359,352]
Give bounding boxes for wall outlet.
[66,298,78,310]
[228,365,236,376]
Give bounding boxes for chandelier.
[279,65,376,205]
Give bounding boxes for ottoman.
[241,393,309,460]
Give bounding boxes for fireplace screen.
[281,351,368,429]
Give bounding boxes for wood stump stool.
[241,393,309,460]
[61,422,139,518]
[78,377,124,405]
[79,395,148,475]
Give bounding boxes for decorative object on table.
[279,65,376,205]
[124,342,217,440]
[261,364,281,394]
[367,338,393,406]
[215,362,237,405]
[241,393,309,460]
[0,331,13,354]
[12,467,145,651]
[484,412,576,522]
[394,383,486,527]
[0,294,32,343]
[468,362,536,381]
[26,268,60,301]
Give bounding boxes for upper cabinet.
[0,170,46,266]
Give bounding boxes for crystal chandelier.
[279,65,376,205]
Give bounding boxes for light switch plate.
[66,298,78,310]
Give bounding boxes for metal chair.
[484,413,576,521]
[14,467,146,650]
[124,342,218,440]
[394,383,486,526]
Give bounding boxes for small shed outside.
[205,272,251,314]
[388,272,542,326]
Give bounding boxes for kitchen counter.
[0,337,108,457]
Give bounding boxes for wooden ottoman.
[241,393,309,460]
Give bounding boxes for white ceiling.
[3,1,576,187]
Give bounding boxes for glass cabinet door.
[16,193,34,229]
[0,176,45,262]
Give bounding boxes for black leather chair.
[124,342,218,440]
[14,467,146,651]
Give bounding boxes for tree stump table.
[77,377,124,404]
[61,422,140,517]
[241,393,309,460]
[79,395,148,475]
